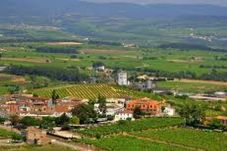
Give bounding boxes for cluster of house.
[0,94,176,122]
[0,94,82,118]
[95,97,175,121]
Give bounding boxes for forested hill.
[1,0,227,20]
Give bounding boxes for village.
[0,68,226,149]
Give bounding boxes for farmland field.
[0,73,29,95]
[131,128,227,151]
[34,84,123,99]
[77,118,184,137]
[82,127,227,151]
[156,79,227,93]
[82,135,190,151]
[33,84,160,99]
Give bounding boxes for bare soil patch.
[80,49,134,55]
[48,42,83,46]
[177,79,227,86]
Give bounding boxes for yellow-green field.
[33,84,160,99]
[156,79,227,93]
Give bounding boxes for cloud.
[82,0,227,6]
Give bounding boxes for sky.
[82,0,227,6]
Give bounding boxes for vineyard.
[33,84,160,99]
[34,84,122,99]
[77,118,184,138]
[132,128,227,151]
[82,135,189,151]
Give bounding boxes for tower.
[117,71,128,86]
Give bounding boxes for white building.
[117,71,128,86]
[94,103,124,116]
[106,98,126,107]
[114,110,134,121]
[163,106,175,116]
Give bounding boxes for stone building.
[26,127,50,145]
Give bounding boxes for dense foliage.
[178,104,205,126]
[5,65,88,82]
[159,43,227,53]
[72,104,97,124]
[34,46,79,54]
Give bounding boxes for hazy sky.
[82,0,227,6]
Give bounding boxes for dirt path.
[124,133,205,151]
[48,135,97,151]
[53,140,93,151]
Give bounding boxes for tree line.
[31,46,79,54]
[158,43,227,53]
[5,65,88,82]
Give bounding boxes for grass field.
[0,128,19,139]
[131,128,227,151]
[0,74,29,95]
[156,79,227,93]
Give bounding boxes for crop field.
[1,42,226,76]
[33,84,161,99]
[156,79,227,93]
[131,128,227,151]
[77,118,184,137]
[82,135,190,151]
[34,84,123,99]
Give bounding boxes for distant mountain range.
[1,0,227,48]
[1,0,227,20]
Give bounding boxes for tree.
[71,104,97,124]
[51,90,59,104]
[133,106,145,119]
[70,116,80,125]
[208,119,223,129]
[12,133,23,141]
[178,104,205,126]
[97,95,107,116]
[20,116,41,127]
[10,115,20,126]
[40,116,56,130]
[55,113,70,126]
[0,117,6,124]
